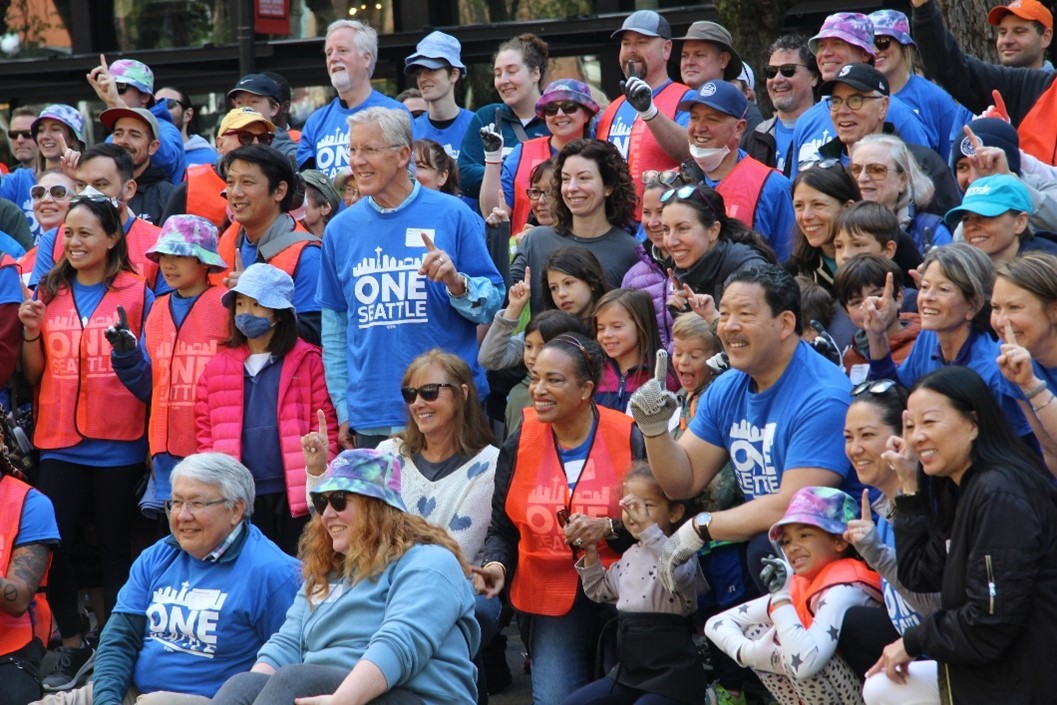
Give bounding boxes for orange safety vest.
[506,406,633,616]
[511,137,553,235]
[287,129,301,144]
[597,81,690,219]
[210,218,317,285]
[15,249,32,284]
[774,557,882,629]
[1017,79,1057,166]
[34,271,148,449]
[0,475,52,654]
[715,155,776,228]
[50,217,161,289]
[185,164,229,230]
[144,286,229,457]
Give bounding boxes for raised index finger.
[1003,319,1017,346]
[421,232,437,251]
[882,271,893,303]
[99,53,109,71]
[654,349,668,383]
[317,409,327,438]
[991,89,1009,121]
[116,304,128,329]
[21,280,32,302]
[861,488,871,521]
[963,124,984,153]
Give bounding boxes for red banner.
[255,0,291,35]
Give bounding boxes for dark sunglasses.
[400,382,454,403]
[116,82,131,95]
[163,98,189,110]
[31,184,72,200]
[798,157,844,171]
[874,36,894,51]
[542,101,582,117]
[310,491,351,514]
[764,63,804,79]
[223,130,275,146]
[8,130,32,140]
[851,379,898,397]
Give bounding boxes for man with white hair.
[297,20,408,178]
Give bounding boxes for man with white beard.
[296,20,408,178]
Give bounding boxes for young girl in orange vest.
[705,486,883,705]
[194,263,338,555]
[108,215,230,515]
[17,194,154,687]
[562,461,707,705]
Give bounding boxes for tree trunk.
[935,0,999,64]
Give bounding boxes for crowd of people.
[4,2,1057,704]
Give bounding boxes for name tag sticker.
[406,228,434,248]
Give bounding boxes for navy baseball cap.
[820,63,890,96]
[678,80,748,119]
[228,74,281,103]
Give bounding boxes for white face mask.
[689,144,730,173]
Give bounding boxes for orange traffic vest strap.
[774,557,882,629]
[287,129,301,144]
[34,271,148,449]
[185,164,229,230]
[506,406,634,616]
[715,155,776,228]
[511,137,553,234]
[126,218,162,289]
[0,474,53,653]
[1017,79,1057,166]
[145,286,229,457]
[211,220,315,285]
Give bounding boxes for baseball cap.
[301,169,342,216]
[32,104,86,145]
[678,79,748,119]
[820,63,890,96]
[221,263,296,310]
[674,21,743,81]
[100,107,161,140]
[611,10,672,40]
[944,174,1033,229]
[737,62,755,92]
[809,12,876,59]
[988,0,1053,30]
[311,449,407,513]
[769,486,859,541]
[227,73,281,103]
[535,79,601,119]
[404,31,466,74]
[951,117,1022,175]
[869,10,915,47]
[216,107,276,138]
[146,214,228,272]
[110,59,155,96]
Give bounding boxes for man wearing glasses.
[7,107,38,171]
[34,453,299,705]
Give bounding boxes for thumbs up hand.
[628,349,678,438]
[104,304,137,353]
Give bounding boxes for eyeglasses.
[526,187,550,201]
[849,162,899,181]
[660,184,720,220]
[764,63,805,79]
[799,157,844,171]
[163,98,189,110]
[552,334,597,380]
[400,383,454,403]
[223,130,275,146]
[828,94,884,111]
[310,491,351,514]
[850,379,898,397]
[542,101,582,117]
[31,184,72,201]
[165,498,227,514]
[641,169,682,188]
[70,193,120,208]
[874,36,894,51]
[349,144,401,159]
[8,130,32,140]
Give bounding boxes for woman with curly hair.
[211,449,481,705]
[510,138,641,315]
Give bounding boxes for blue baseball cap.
[944,174,1033,229]
[404,31,466,74]
[678,80,748,119]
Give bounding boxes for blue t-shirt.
[874,512,923,635]
[296,92,409,178]
[112,525,300,697]
[896,75,966,163]
[412,109,475,160]
[0,169,39,242]
[773,119,796,175]
[603,81,693,162]
[14,486,60,547]
[0,258,22,305]
[317,186,503,429]
[689,342,858,499]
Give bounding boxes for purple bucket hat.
[312,449,406,513]
[110,59,155,96]
[869,10,915,47]
[809,12,876,59]
[535,79,601,119]
[32,104,85,145]
[145,215,228,272]
[769,486,859,541]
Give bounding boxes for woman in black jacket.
[862,366,1057,705]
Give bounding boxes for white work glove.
[620,76,657,121]
[658,518,704,593]
[737,627,779,670]
[629,350,678,437]
[480,122,504,163]
[760,554,794,605]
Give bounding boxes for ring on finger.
[574,538,583,547]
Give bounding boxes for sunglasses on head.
[31,184,72,201]
[8,130,32,140]
[641,168,682,188]
[660,183,720,220]
[542,101,582,117]
[400,382,454,403]
[223,130,275,146]
[70,193,120,208]
[874,36,894,51]
[851,379,898,397]
[310,491,351,514]
[764,63,804,79]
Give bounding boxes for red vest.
[511,137,553,234]
[506,407,633,616]
[0,475,52,654]
[34,271,148,449]
[185,164,229,230]
[715,155,776,228]
[144,286,229,457]
[210,219,317,286]
[597,81,690,219]
[50,217,160,289]
[780,557,882,629]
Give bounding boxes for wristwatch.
[692,511,713,542]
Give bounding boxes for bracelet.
[22,332,40,342]
[1024,381,1049,400]
[1032,393,1055,414]
[482,560,506,576]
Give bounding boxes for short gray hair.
[852,133,935,221]
[326,20,378,76]
[347,107,413,150]
[171,453,256,517]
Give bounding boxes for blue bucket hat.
[869,10,915,47]
[312,449,406,513]
[405,31,466,74]
[220,262,295,310]
[944,173,1033,229]
[678,80,748,119]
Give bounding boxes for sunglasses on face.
[31,184,72,200]
[116,82,131,95]
[542,101,582,117]
[874,36,894,51]
[850,379,898,397]
[223,130,275,146]
[9,130,32,140]
[163,98,189,110]
[400,382,454,403]
[764,63,804,79]
[310,491,351,514]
